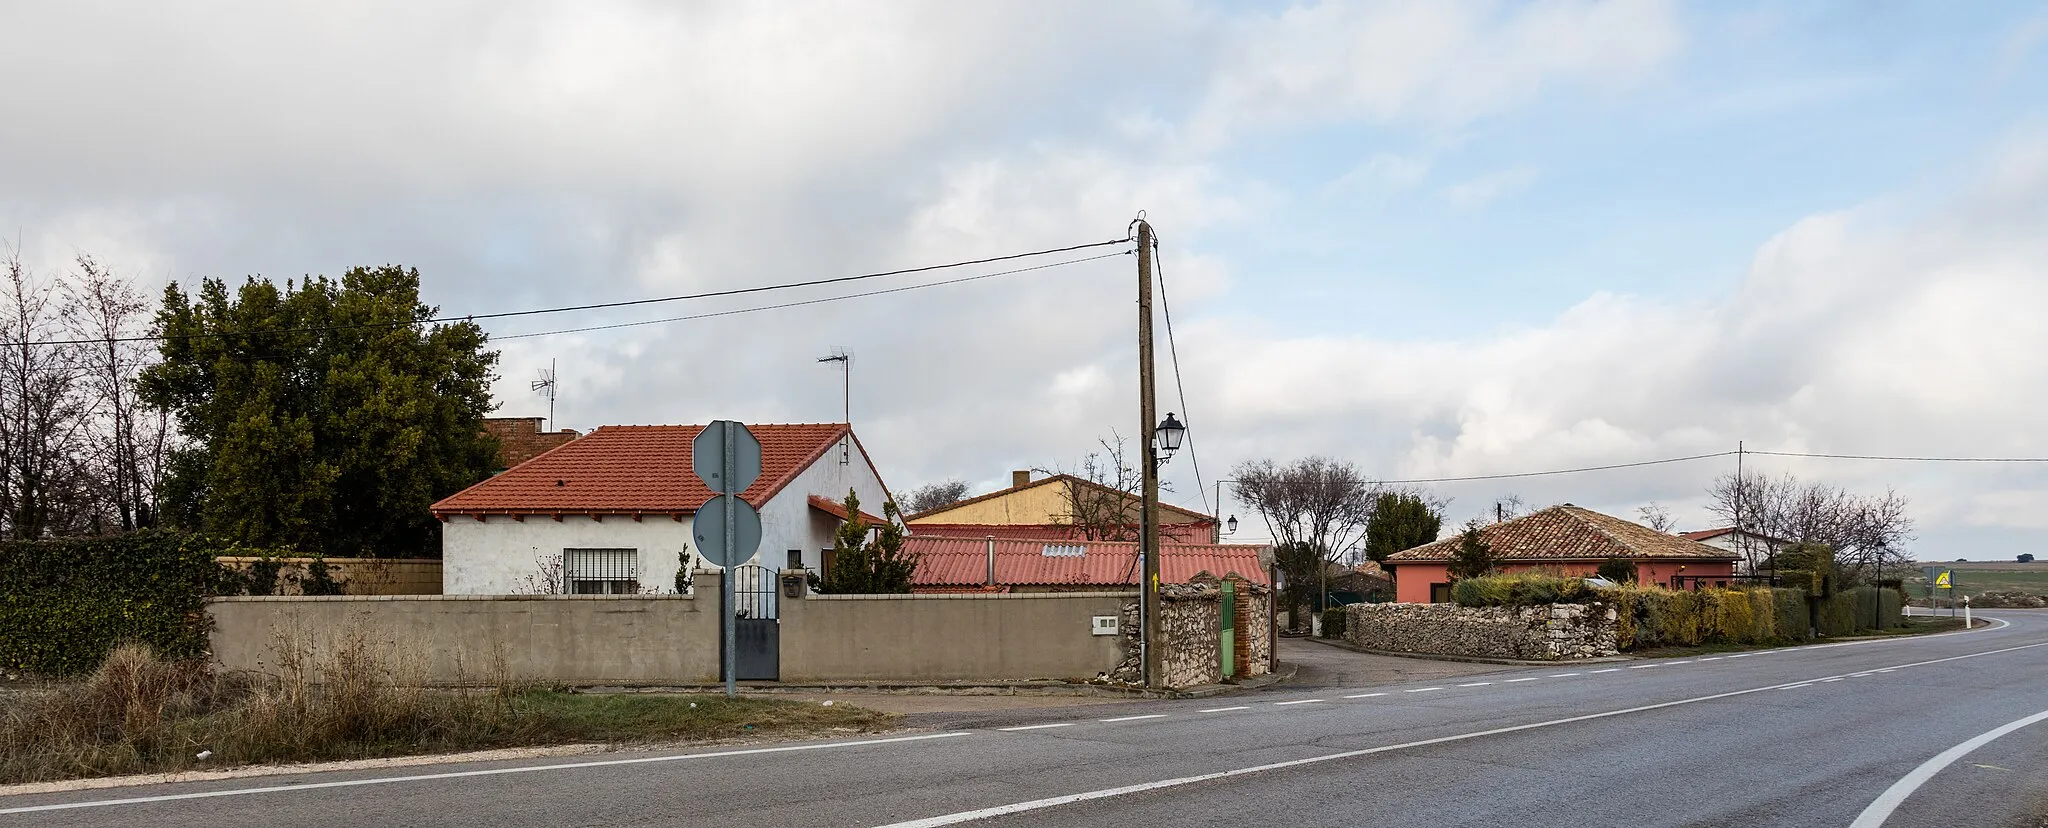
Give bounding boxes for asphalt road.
[7,611,2047,827]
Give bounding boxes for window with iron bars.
[564,548,639,594]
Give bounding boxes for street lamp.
[1154,413,1185,461]
[1226,515,1238,535]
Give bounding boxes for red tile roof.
[808,495,886,525]
[1679,527,1790,544]
[909,522,1217,543]
[1386,505,1740,564]
[432,423,851,517]
[908,536,1269,587]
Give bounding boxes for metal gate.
[725,564,780,680]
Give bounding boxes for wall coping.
[211,593,697,603]
[216,557,442,565]
[808,591,1137,601]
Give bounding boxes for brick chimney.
[1012,470,1032,489]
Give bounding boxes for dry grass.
[0,634,895,784]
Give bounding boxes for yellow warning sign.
[1934,570,1952,588]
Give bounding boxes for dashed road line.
[1100,714,1169,722]
[998,723,1075,731]
[1628,664,1658,669]
[1343,692,1387,698]
[1549,673,1581,678]
[1505,678,1540,683]
[1457,682,1493,687]
[1273,699,1323,706]
[1590,668,1621,673]
[1405,687,1443,693]
[1199,706,1249,713]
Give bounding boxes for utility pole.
[1136,218,1163,690]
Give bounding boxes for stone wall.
[1110,578,1272,688]
[1344,602,1618,661]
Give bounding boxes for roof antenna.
[817,348,851,464]
[532,358,557,431]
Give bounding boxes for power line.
[1747,450,2048,463]
[11,238,1134,347]
[495,250,1128,341]
[1378,452,1740,484]
[1151,234,1207,515]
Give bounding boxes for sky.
[3,1,2045,559]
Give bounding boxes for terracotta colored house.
[908,470,1217,542]
[908,535,1269,593]
[1383,505,1739,603]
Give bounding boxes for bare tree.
[1490,493,1527,524]
[65,255,162,531]
[1635,502,1677,533]
[1039,433,1149,541]
[1232,456,1382,627]
[901,479,970,516]
[1705,471,1914,579]
[0,250,94,539]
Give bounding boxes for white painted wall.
[442,435,894,602]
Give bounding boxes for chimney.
[1012,470,1031,489]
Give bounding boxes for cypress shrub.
[1320,607,1348,639]
[0,532,238,676]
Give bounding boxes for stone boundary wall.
[1344,602,1618,661]
[1111,579,1273,688]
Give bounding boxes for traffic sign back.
[693,494,763,568]
[693,420,762,494]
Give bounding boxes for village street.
[8,611,2045,828]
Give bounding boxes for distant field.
[1906,562,2048,596]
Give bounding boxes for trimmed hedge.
[1450,573,1599,608]
[0,531,240,676]
[1604,586,1812,649]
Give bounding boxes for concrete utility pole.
[1136,219,1163,689]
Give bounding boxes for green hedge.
[1817,586,1902,637]
[1450,573,1599,608]
[0,531,239,676]
[1319,607,1348,639]
[1607,586,1811,649]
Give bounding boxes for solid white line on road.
[1850,707,2048,828]
[1457,682,1493,687]
[1780,684,1813,690]
[1273,699,1324,706]
[1726,653,1752,658]
[1666,660,1693,665]
[1405,687,1443,693]
[1505,678,1540,683]
[1628,664,1658,669]
[1590,669,1621,674]
[0,733,974,816]
[998,723,1075,731]
[1100,715,1168,722]
[869,640,2048,828]
[1548,673,1581,678]
[1198,706,1249,713]
[1343,693,1387,698]
[1699,657,1722,661]
[1821,678,1844,683]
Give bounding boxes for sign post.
[692,421,763,699]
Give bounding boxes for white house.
[431,423,892,604]
[1679,527,1791,571]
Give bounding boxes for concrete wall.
[209,592,721,685]
[217,557,442,595]
[778,589,1130,682]
[439,437,893,603]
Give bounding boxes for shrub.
[1605,585,1811,650]
[0,531,238,676]
[1320,607,1348,639]
[1451,573,1595,608]
[301,555,345,596]
[1595,557,1638,584]
[1445,520,1495,581]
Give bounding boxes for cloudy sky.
[4,1,2045,558]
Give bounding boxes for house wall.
[778,589,1130,682]
[1389,560,1739,602]
[440,438,892,598]
[910,480,1207,526]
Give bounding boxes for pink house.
[1383,504,1740,603]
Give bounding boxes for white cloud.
[1441,165,1541,207]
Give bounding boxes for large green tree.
[140,265,498,557]
[1445,520,1496,581]
[1364,492,1443,564]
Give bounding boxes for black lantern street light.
[1225,515,1238,535]
[1154,413,1186,461]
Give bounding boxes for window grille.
[564,548,639,595]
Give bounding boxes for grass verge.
[1629,616,1967,659]
[0,643,895,785]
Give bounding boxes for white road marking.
[998,723,1075,731]
[1405,687,1443,693]
[1699,657,1722,661]
[0,733,974,816]
[1457,682,1493,687]
[1820,678,1844,683]
[1850,707,2048,828]
[1273,699,1324,706]
[1100,714,1168,722]
[1726,653,1752,658]
[1548,673,1580,678]
[1343,692,1387,699]
[1666,660,1693,665]
[870,640,2048,828]
[1628,664,1658,669]
[1198,706,1249,713]
[1590,668,1621,674]
[1505,678,1540,683]
[1781,683,1813,690]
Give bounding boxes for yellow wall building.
[909,470,1213,535]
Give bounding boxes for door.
[725,564,780,680]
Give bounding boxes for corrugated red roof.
[432,423,849,517]
[1387,505,1740,563]
[908,536,1269,587]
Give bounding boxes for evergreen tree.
[1365,492,1442,563]
[1596,556,1638,584]
[139,266,497,557]
[1445,519,1496,581]
[812,490,916,593]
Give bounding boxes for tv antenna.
[817,348,851,464]
[531,359,557,431]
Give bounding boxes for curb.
[1172,662,1300,698]
[1300,634,1632,666]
